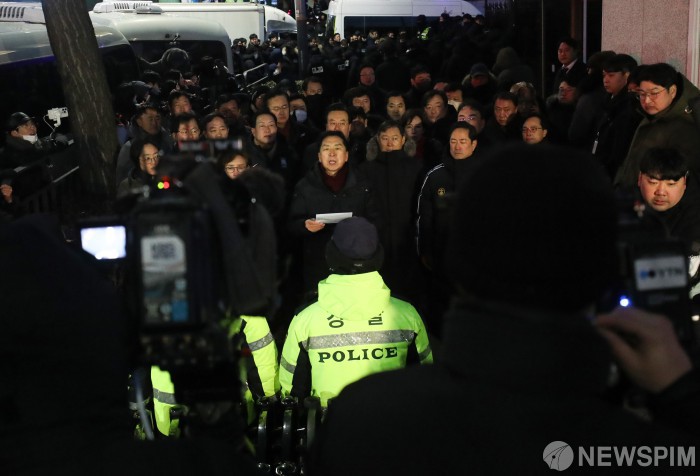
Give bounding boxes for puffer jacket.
[616,76,700,190]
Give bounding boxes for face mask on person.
[22,134,38,144]
[448,100,461,111]
[294,109,308,123]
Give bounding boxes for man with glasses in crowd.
[615,63,700,191]
[457,99,491,151]
[265,88,318,161]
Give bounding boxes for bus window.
[0,42,139,143]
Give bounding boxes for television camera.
[78,139,277,437]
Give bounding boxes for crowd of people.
[3,11,700,474]
[92,17,700,333]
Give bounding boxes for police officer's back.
[279,217,432,406]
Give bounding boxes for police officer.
[151,314,280,436]
[279,217,432,406]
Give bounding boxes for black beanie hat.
[447,143,618,311]
[326,217,384,275]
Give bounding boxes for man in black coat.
[360,121,421,300]
[247,110,300,197]
[311,143,700,475]
[288,131,378,296]
[637,147,700,306]
[592,54,642,179]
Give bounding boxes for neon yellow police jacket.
[279,272,432,406]
[151,315,279,436]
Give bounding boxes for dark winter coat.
[312,297,700,475]
[288,164,378,293]
[592,92,643,180]
[117,167,156,197]
[616,77,700,190]
[417,151,483,274]
[247,133,301,197]
[0,135,53,169]
[360,138,421,297]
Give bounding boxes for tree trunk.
[41,0,118,200]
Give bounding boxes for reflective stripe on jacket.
[279,272,432,405]
[151,315,279,436]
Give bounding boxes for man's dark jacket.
[312,297,700,475]
[360,140,421,297]
[288,164,378,293]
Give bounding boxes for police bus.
[0,2,139,142]
[325,0,483,39]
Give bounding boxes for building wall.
[601,0,690,72]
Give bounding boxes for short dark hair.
[448,142,617,311]
[169,112,200,134]
[302,76,323,92]
[343,86,371,105]
[493,91,518,106]
[602,54,638,74]
[318,130,350,150]
[449,122,477,141]
[636,63,680,90]
[421,89,447,108]
[559,36,579,51]
[325,102,349,122]
[264,89,290,109]
[202,112,227,129]
[639,147,689,181]
[168,90,190,109]
[586,50,616,73]
[215,93,241,109]
[289,93,306,105]
[385,91,405,103]
[377,120,404,136]
[458,99,485,118]
[522,112,550,131]
[133,103,161,122]
[252,110,276,127]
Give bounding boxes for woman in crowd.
[219,150,251,180]
[401,109,442,171]
[117,137,160,196]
